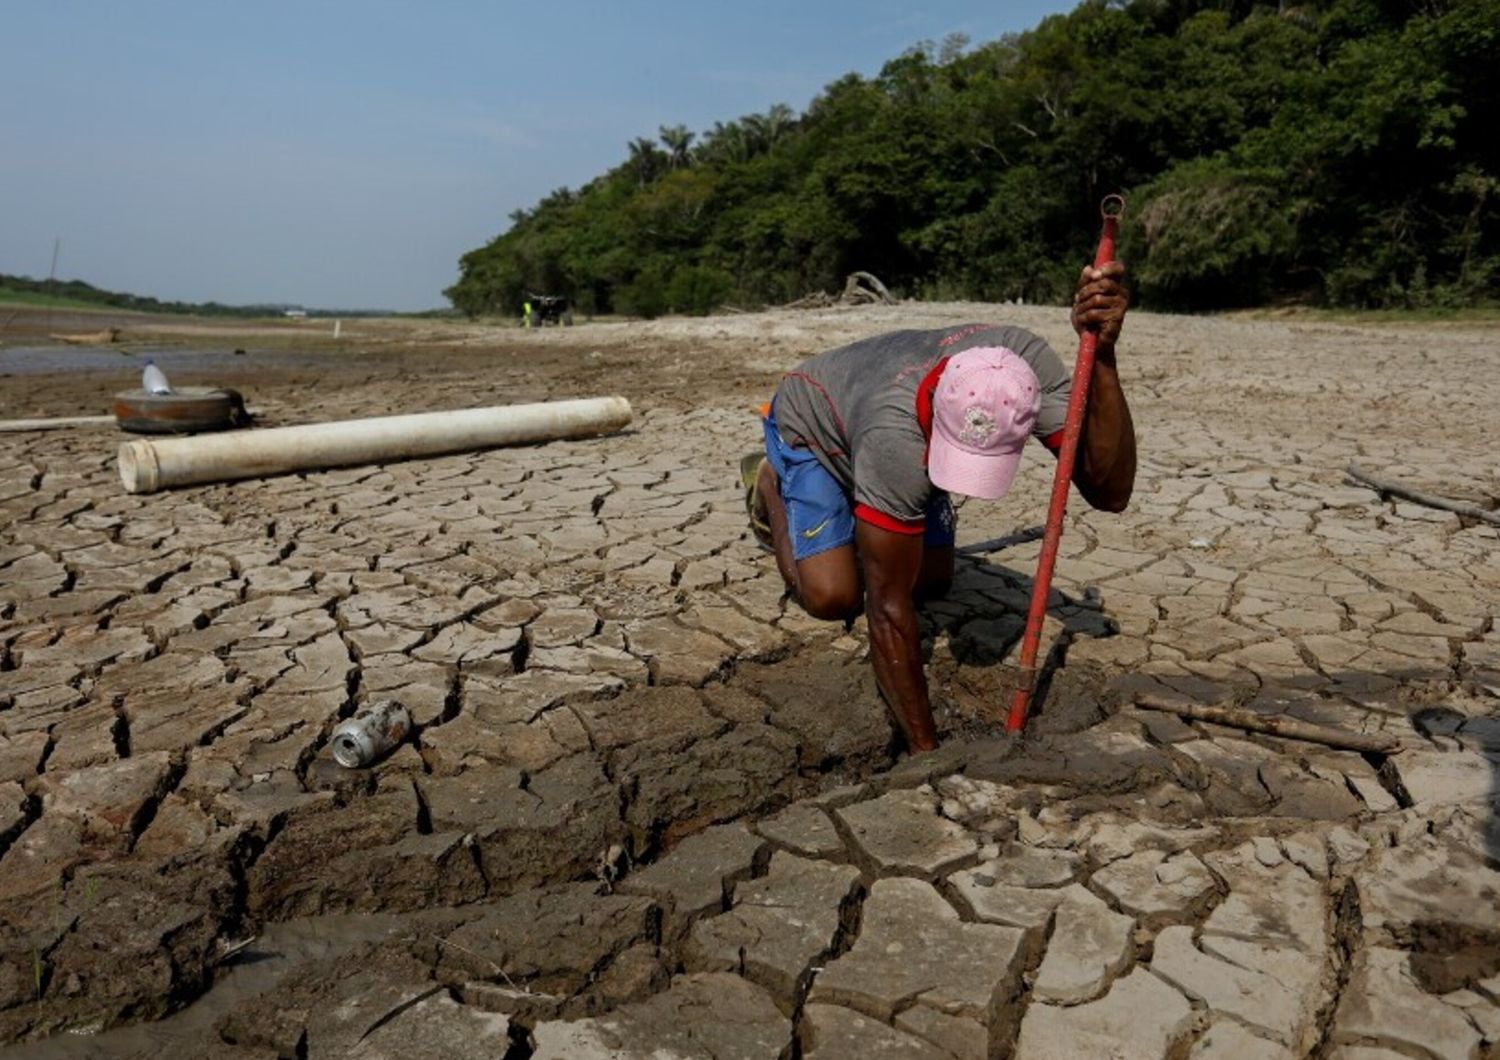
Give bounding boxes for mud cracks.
[2,303,1499,1056]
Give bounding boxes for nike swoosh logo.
[800,519,830,539]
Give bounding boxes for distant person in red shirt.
[744,263,1135,751]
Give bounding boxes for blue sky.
[1,2,1073,311]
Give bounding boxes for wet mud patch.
[934,647,1113,738]
[729,653,897,777]
[1407,920,1500,994]
[0,636,1064,1055]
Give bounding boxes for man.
[744,262,1135,751]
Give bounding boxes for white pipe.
[0,414,116,432]
[118,396,632,494]
[0,407,267,433]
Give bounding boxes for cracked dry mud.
[1,302,1498,1059]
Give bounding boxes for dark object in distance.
[527,292,574,326]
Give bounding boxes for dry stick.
[956,525,1044,557]
[1346,462,1500,528]
[1134,694,1401,755]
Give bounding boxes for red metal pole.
[1005,195,1125,733]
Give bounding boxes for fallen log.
[783,272,898,311]
[783,291,835,310]
[841,271,895,306]
[50,328,119,345]
[1134,694,1401,754]
[1346,462,1500,528]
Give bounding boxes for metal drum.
[113,386,250,434]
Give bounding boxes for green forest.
[0,272,304,317]
[446,0,1498,318]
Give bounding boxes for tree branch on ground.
[1346,463,1500,527]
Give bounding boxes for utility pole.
[46,237,60,335]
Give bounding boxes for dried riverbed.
[1,304,1497,1057]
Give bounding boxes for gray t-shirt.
[772,324,1072,525]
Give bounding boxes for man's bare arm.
[856,520,937,751]
[1069,261,1137,512]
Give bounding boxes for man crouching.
[744,263,1136,751]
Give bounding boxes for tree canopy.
[446,0,1499,317]
[0,273,302,317]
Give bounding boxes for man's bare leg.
[758,461,942,750]
[756,460,860,619]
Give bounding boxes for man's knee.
[798,580,862,621]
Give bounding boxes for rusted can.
[331,700,411,768]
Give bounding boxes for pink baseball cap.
[928,347,1040,500]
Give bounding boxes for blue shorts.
[763,407,956,563]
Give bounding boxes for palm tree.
[659,124,697,169]
[764,103,795,142]
[699,120,750,165]
[743,104,796,156]
[627,137,666,186]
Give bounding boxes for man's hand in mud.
[1072,261,1129,350]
